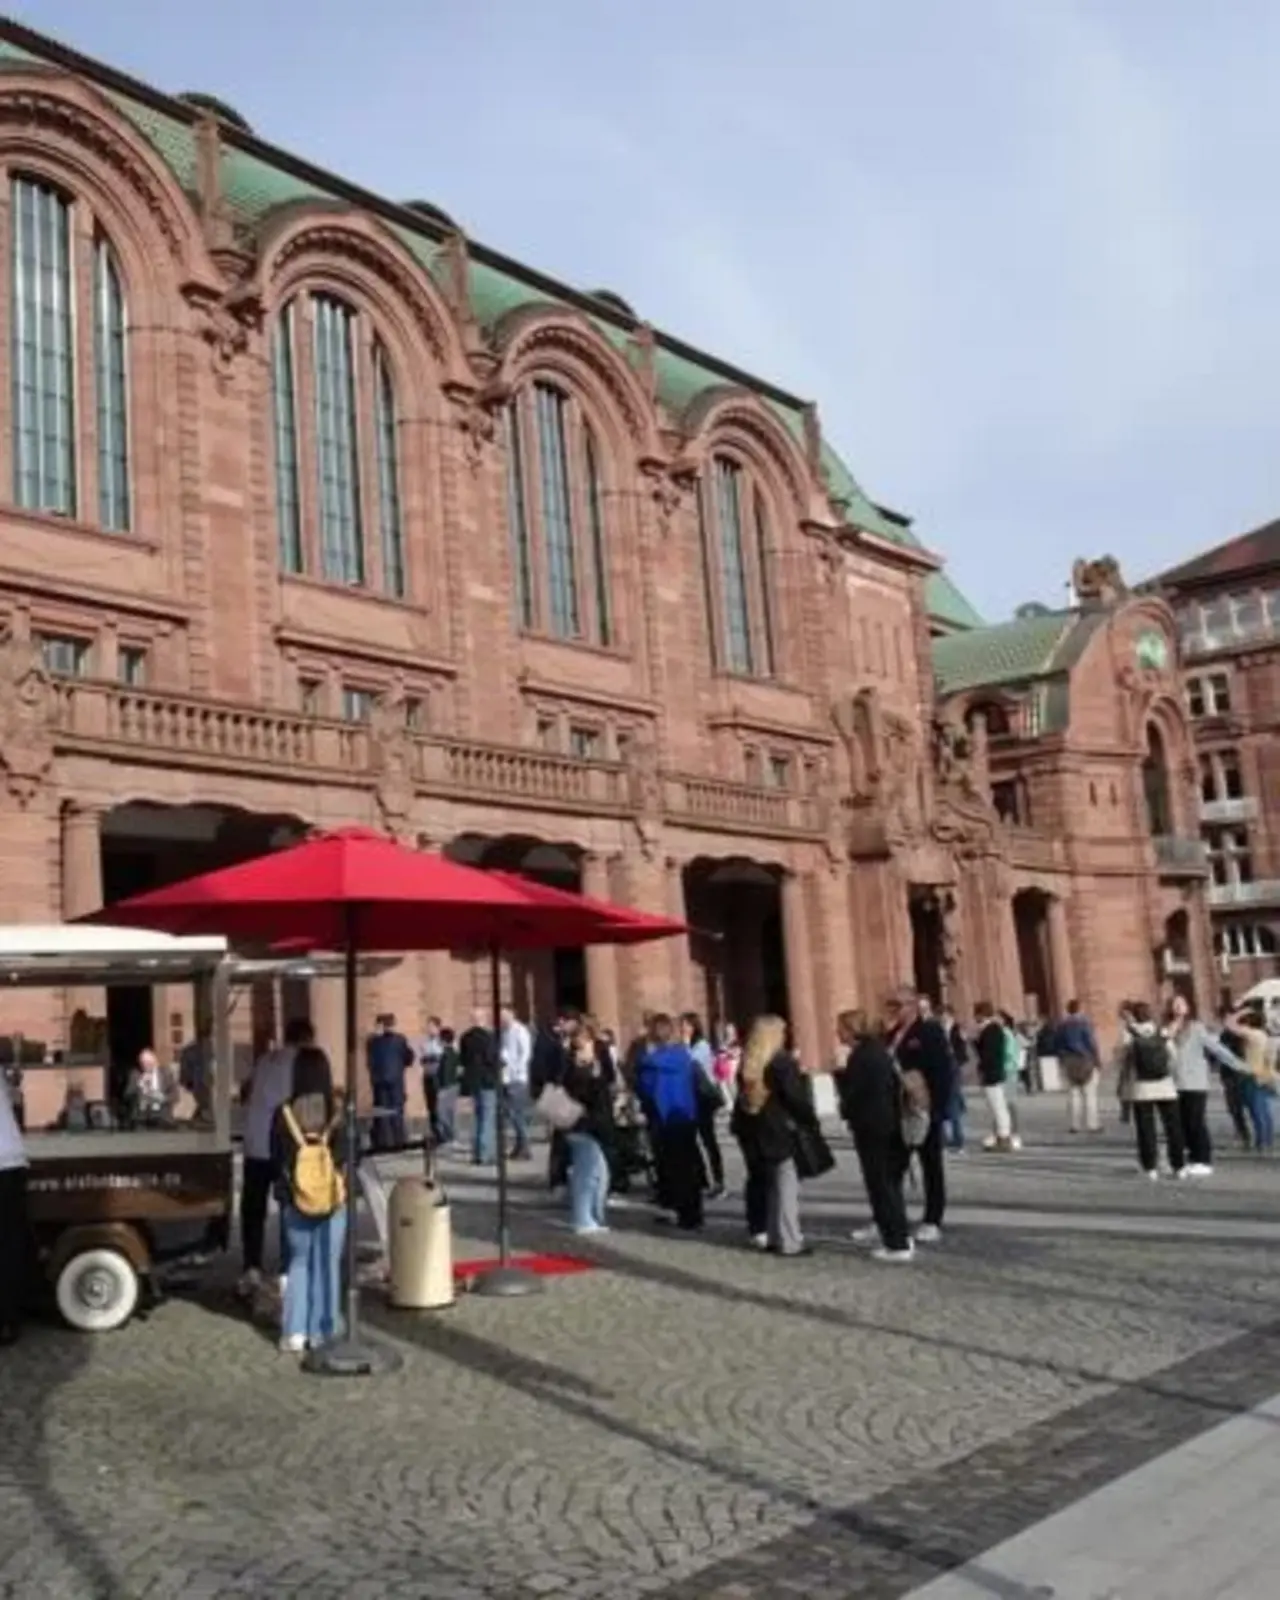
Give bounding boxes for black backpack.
[1130,1031,1170,1083]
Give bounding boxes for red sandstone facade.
[0,26,1218,1113]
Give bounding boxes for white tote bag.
[536,1083,584,1133]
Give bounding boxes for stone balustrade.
[664,773,817,835]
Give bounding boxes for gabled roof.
[1151,519,1280,592]
[0,20,984,632]
[931,608,1088,697]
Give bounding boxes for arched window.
[700,453,776,678]
[502,380,613,645]
[9,175,134,531]
[270,292,406,597]
[1142,723,1172,836]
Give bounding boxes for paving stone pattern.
[2,1099,1279,1600]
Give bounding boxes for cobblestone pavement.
[3,1096,1280,1600]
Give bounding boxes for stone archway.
[682,857,787,1035]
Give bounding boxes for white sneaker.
[1173,1167,1190,1180]
[278,1333,306,1353]
[1146,1170,1160,1182]
[871,1244,915,1264]
[1009,1135,1024,1151]
[749,1233,768,1250]
[914,1223,942,1244]
[1186,1164,1213,1178]
[849,1225,880,1245]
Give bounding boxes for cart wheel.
[54,1246,141,1333]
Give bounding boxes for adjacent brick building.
[1152,521,1280,997]
[0,20,1218,1119]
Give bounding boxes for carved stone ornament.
[182,278,263,387]
[639,461,683,539]
[939,890,963,976]
[369,694,416,826]
[814,760,846,871]
[0,631,56,805]
[1072,555,1128,607]
[446,380,506,474]
[625,725,664,861]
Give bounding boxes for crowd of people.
[150,982,1280,1352]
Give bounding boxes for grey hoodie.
[1169,1021,1244,1093]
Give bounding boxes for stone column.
[62,803,105,1039]
[666,858,693,1014]
[1047,894,1076,1015]
[781,870,821,1070]
[310,976,349,1087]
[581,852,620,1027]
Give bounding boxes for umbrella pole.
[304,913,399,1374]
[470,943,541,1299]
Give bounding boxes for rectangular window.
[299,678,321,716]
[1207,673,1231,714]
[1222,755,1244,800]
[93,235,130,531]
[768,754,791,790]
[1186,678,1206,718]
[992,780,1022,824]
[39,633,90,677]
[1199,754,1216,804]
[313,296,363,585]
[341,686,376,723]
[12,178,76,516]
[584,427,611,646]
[614,728,632,764]
[118,646,146,686]
[373,343,405,598]
[712,458,753,675]
[404,696,425,732]
[272,303,303,573]
[504,402,534,629]
[569,725,600,761]
[743,747,761,785]
[534,384,580,638]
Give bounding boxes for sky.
[16,0,1280,623]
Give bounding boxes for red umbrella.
[83,827,684,1362]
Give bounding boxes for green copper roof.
[931,609,1078,695]
[0,24,984,631]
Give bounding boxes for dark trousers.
[1133,1099,1186,1173]
[0,1166,28,1332]
[743,1154,768,1238]
[656,1123,703,1229]
[371,1079,406,1150]
[855,1134,910,1251]
[240,1156,285,1275]
[424,1075,441,1143]
[916,1121,946,1227]
[696,1102,724,1190]
[1222,1070,1251,1148]
[1178,1090,1212,1168]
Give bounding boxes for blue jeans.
[945,1080,966,1151]
[506,1082,531,1156]
[281,1205,346,1346]
[1239,1077,1275,1151]
[565,1131,609,1231]
[473,1087,498,1165]
[436,1085,459,1146]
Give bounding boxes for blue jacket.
[1055,1015,1098,1062]
[636,1043,699,1127]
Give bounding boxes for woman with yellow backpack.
[271,1045,346,1355]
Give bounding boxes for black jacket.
[975,1020,1007,1088]
[836,1036,901,1143]
[893,1016,954,1114]
[530,1028,569,1097]
[563,1059,615,1146]
[458,1025,500,1096]
[735,1050,817,1166]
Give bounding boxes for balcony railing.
[663,774,817,835]
[1199,795,1258,824]
[1182,612,1280,658]
[1208,880,1280,908]
[1154,835,1210,875]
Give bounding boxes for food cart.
[2,925,233,1332]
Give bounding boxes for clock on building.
[1135,630,1169,672]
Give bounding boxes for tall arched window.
[503,380,613,645]
[9,175,134,531]
[270,292,406,597]
[1142,723,1173,836]
[700,453,776,678]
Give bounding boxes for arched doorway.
[682,859,786,1033]
[1013,889,1051,1020]
[98,802,308,1089]
[1142,724,1173,838]
[909,889,945,1006]
[447,834,586,1017]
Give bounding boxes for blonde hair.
[740,1014,787,1114]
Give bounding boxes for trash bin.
[388,1177,454,1310]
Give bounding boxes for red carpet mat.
[453,1253,596,1284]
